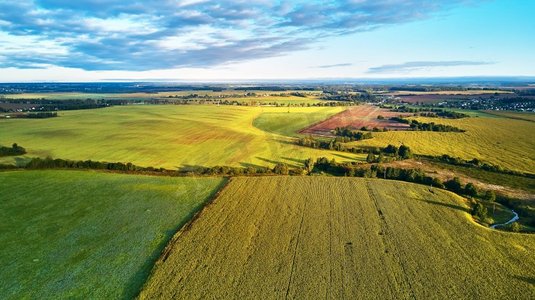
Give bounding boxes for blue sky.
[0,0,533,81]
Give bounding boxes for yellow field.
[0,105,362,168]
[140,176,535,299]
[352,115,535,173]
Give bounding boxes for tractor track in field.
[366,181,416,300]
[284,193,308,299]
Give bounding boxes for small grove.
[0,143,26,156]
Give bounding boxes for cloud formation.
[367,61,495,74]
[313,63,353,69]
[0,1,479,71]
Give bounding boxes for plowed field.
[300,105,410,135]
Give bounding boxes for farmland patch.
[140,176,535,299]
[300,105,411,135]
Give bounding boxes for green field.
[0,105,362,169]
[140,176,535,299]
[0,170,225,299]
[253,108,342,137]
[352,114,535,173]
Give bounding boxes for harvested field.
[140,176,535,299]
[300,105,410,135]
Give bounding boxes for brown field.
[300,105,410,135]
[140,177,535,299]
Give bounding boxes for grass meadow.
[0,170,225,299]
[140,176,535,299]
[0,105,363,169]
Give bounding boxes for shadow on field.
[240,162,266,169]
[272,138,297,146]
[175,164,207,172]
[333,153,360,161]
[125,178,229,299]
[421,199,470,213]
[513,275,535,285]
[282,156,304,164]
[256,157,300,168]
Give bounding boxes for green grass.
[0,105,363,169]
[140,176,535,299]
[253,107,343,137]
[0,170,225,299]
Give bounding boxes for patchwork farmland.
[300,105,411,135]
[140,177,535,299]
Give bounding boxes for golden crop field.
[0,105,362,168]
[353,114,535,173]
[140,177,535,299]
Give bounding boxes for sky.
[0,0,534,82]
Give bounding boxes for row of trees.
[296,136,413,161]
[390,106,469,119]
[0,143,26,157]
[15,112,58,118]
[366,144,412,162]
[333,127,373,141]
[433,154,535,178]
[388,117,465,132]
[21,157,306,176]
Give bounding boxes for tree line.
[333,127,373,140]
[428,154,535,178]
[389,106,469,119]
[389,117,465,132]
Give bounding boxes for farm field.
[484,110,535,122]
[0,91,324,104]
[300,105,411,135]
[0,105,363,169]
[0,170,225,299]
[253,107,347,137]
[348,114,535,173]
[140,176,535,299]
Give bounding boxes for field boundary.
[297,107,350,135]
[135,177,232,297]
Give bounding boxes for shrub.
[471,203,488,220]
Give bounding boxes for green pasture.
[0,170,224,299]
